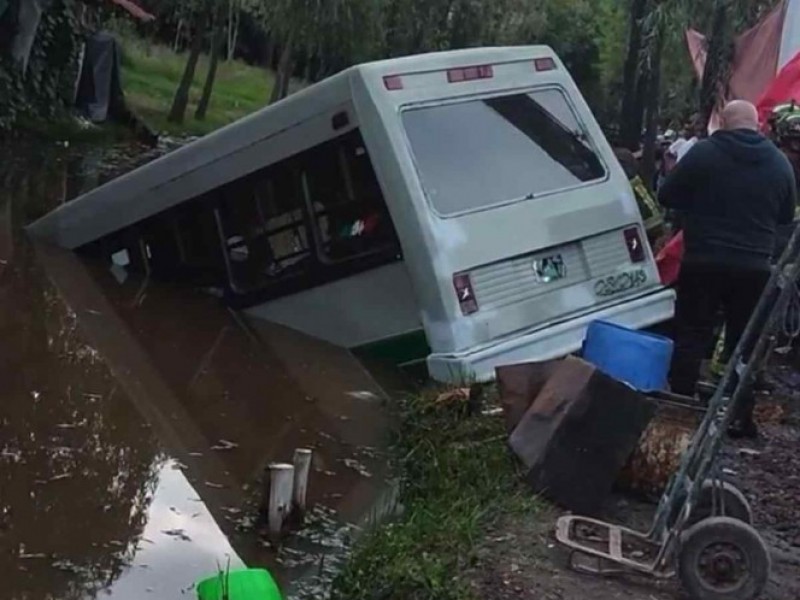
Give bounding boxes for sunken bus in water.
[30,46,675,383]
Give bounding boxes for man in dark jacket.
[659,100,797,437]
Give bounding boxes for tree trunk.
[264,36,276,69]
[619,0,649,149]
[700,0,732,129]
[196,21,221,120]
[315,52,327,82]
[174,19,184,52]
[168,16,205,124]
[230,9,240,60]
[227,0,240,61]
[642,28,664,187]
[278,54,294,100]
[270,35,294,104]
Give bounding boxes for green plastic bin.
[196,568,282,600]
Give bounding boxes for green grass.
[331,388,541,600]
[119,36,274,137]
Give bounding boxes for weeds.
[331,388,540,600]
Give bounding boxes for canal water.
[0,140,395,599]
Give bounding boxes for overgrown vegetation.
[0,0,787,143]
[331,389,540,600]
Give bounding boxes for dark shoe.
[728,419,759,440]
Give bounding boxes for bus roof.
[28,46,556,249]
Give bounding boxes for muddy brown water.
[0,141,395,599]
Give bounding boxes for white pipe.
[292,448,313,515]
[267,463,294,538]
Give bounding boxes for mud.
[0,140,393,599]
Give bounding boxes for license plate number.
[595,269,648,297]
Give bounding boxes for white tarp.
[11,0,53,74]
[779,0,800,69]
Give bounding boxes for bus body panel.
[245,262,420,348]
[352,47,671,364]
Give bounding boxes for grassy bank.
[119,36,274,136]
[331,389,540,600]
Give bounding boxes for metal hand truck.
[556,228,800,600]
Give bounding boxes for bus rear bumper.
[426,288,676,384]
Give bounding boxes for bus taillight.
[447,65,493,83]
[453,273,479,315]
[624,227,646,263]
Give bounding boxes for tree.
[226,0,241,60]
[196,4,223,120]
[640,2,667,184]
[698,0,733,129]
[251,0,377,103]
[168,9,207,123]
[619,0,650,149]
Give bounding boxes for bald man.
[659,100,796,437]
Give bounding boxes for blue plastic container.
[582,320,673,391]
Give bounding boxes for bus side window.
[215,158,314,294]
[173,196,228,285]
[301,129,399,264]
[259,164,312,274]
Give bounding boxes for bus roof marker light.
[534,57,557,72]
[383,75,404,90]
[447,64,493,83]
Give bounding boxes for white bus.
[30,46,675,383]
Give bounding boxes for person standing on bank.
[658,100,797,438]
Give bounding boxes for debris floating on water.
[161,529,192,542]
[210,439,239,451]
[341,458,372,478]
[739,448,762,457]
[346,390,381,401]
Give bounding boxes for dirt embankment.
[466,366,800,600]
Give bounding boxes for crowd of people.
[621,100,800,439]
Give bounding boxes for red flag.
[111,0,155,22]
[757,50,800,125]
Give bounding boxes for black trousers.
[670,263,770,416]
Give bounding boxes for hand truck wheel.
[678,516,770,600]
[687,481,753,526]
[669,480,753,528]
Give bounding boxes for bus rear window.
[402,89,606,216]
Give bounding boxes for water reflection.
[2,140,392,599]
[100,459,246,600]
[0,200,162,599]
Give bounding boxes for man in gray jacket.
[659,100,797,437]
